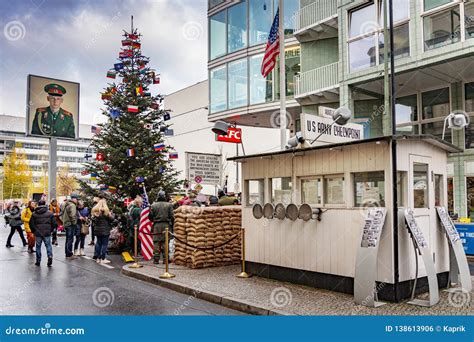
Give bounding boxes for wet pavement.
[0,217,244,315]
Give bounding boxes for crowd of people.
[2,189,241,267]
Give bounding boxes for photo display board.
[435,207,461,243]
[404,209,428,248]
[361,208,387,248]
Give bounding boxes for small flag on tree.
[163,112,171,121]
[153,77,160,84]
[114,62,124,71]
[101,93,112,100]
[96,153,105,161]
[150,102,159,110]
[154,143,165,151]
[159,166,165,174]
[84,153,92,161]
[127,105,139,113]
[128,33,138,40]
[139,65,146,74]
[107,70,116,79]
[144,92,151,97]
[90,173,98,181]
[80,170,90,176]
[91,126,102,134]
[132,42,141,49]
[135,86,143,95]
[121,39,132,46]
[169,152,178,159]
[110,109,121,119]
[103,165,110,172]
[127,148,135,157]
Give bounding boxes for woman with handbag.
[92,198,114,264]
[74,200,90,256]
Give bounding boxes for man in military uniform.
[31,83,76,139]
[149,191,174,264]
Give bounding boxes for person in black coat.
[30,200,57,267]
[91,199,114,264]
[5,202,27,248]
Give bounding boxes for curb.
[121,266,288,316]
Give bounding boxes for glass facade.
[465,82,474,149]
[210,65,227,113]
[275,46,301,98]
[423,6,460,51]
[228,59,248,109]
[249,0,273,46]
[249,54,272,105]
[210,11,226,60]
[228,1,247,53]
[424,0,453,12]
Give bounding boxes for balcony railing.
[295,0,338,33]
[295,62,339,97]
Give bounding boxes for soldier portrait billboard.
[27,75,79,140]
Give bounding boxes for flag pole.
[278,0,286,150]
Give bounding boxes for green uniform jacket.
[31,106,75,138]
[149,201,174,242]
[218,196,237,206]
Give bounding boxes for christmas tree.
[80,18,181,210]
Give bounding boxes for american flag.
[261,8,280,78]
[138,186,154,260]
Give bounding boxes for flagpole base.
[236,272,251,278]
[129,262,143,269]
[159,272,175,279]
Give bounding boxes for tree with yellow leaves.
[57,165,78,197]
[2,150,32,200]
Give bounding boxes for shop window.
[245,179,264,206]
[353,171,385,207]
[271,177,292,204]
[324,175,345,205]
[301,178,322,205]
[228,0,247,53]
[413,163,429,208]
[210,65,227,113]
[423,6,461,51]
[447,177,454,214]
[467,177,474,220]
[210,11,226,60]
[434,174,443,206]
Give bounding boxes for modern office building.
[208,0,474,219]
[0,114,95,199]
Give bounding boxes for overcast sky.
[0,0,207,125]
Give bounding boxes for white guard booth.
[229,135,464,302]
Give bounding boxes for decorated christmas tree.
[80,18,181,209]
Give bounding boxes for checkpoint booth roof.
[228,135,467,303]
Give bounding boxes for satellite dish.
[252,204,263,219]
[211,121,231,136]
[333,107,351,125]
[263,203,274,219]
[298,204,313,221]
[274,203,286,220]
[286,204,299,221]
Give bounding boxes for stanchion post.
[129,225,143,268]
[237,228,251,278]
[159,227,175,279]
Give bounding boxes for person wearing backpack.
[61,195,78,258]
[30,200,57,267]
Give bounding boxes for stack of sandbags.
[172,206,242,269]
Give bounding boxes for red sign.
[124,198,132,207]
[195,176,202,184]
[216,127,242,143]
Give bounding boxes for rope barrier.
[170,231,240,251]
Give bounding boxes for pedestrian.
[21,201,36,253]
[61,195,78,258]
[208,195,219,206]
[30,200,56,267]
[49,199,61,246]
[127,196,142,253]
[5,201,27,248]
[88,197,99,247]
[149,191,174,264]
[218,191,237,206]
[91,198,114,264]
[74,200,90,256]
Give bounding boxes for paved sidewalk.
[122,262,473,315]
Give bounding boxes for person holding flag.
[148,191,174,264]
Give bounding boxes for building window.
[246,179,264,206]
[249,0,273,46]
[209,0,225,9]
[396,94,418,125]
[348,0,410,72]
[423,6,461,51]
[210,65,227,113]
[324,175,344,205]
[275,46,301,99]
[228,0,247,53]
[249,54,273,105]
[271,177,292,204]
[424,0,454,12]
[421,87,451,142]
[228,58,248,109]
[210,10,226,60]
[353,171,385,207]
[301,177,322,205]
[413,163,429,208]
[465,2,474,39]
[465,82,474,149]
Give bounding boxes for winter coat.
[77,206,90,225]
[6,206,22,227]
[127,205,141,230]
[30,205,57,237]
[21,207,34,233]
[49,204,62,226]
[92,213,114,236]
[61,201,77,228]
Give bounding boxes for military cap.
[44,83,67,97]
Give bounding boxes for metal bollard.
[129,225,143,268]
[159,227,175,279]
[237,228,251,278]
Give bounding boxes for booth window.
[435,174,443,206]
[245,179,264,206]
[301,178,322,205]
[447,177,454,214]
[353,171,385,207]
[324,176,345,205]
[413,163,429,208]
[271,177,292,204]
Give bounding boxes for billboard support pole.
[48,137,57,201]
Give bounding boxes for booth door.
[409,155,433,247]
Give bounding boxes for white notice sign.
[301,113,364,144]
[185,152,222,185]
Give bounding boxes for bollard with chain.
[237,228,251,278]
[129,225,143,268]
[159,227,175,279]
